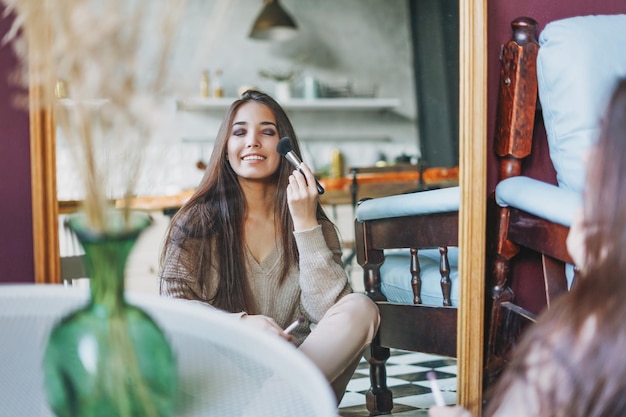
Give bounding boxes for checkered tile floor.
[338,350,457,416]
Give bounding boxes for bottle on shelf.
[213,69,224,98]
[55,79,68,99]
[330,149,344,179]
[200,69,210,98]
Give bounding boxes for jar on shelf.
[213,69,224,98]
[275,81,291,102]
[200,69,210,98]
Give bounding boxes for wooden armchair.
[355,186,459,414]
[486,15,626,381]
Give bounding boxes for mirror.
[29,0,486,414]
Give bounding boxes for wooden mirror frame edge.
[29,0,488,412]
[458,0,487,414]
[30,77,59,284]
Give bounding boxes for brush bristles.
[276,137,293,156]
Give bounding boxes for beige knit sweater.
[160,220,352,345]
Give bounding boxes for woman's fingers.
[297,163,317,190]
[287,168,319,231]
[285,162,319,231]
[288,165,316,195]
[241,315,294,341]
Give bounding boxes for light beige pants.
[298,293,380,403]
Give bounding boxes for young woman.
[431,78,626,417]
[159,89,379,403]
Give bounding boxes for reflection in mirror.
[54,0,462,410]
[348,0,461,414]
[56,0,440,291]
[34,0,485,413]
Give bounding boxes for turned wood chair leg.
[485,253,515,384]
[364,340,393,415]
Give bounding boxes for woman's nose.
[245,133,260,147]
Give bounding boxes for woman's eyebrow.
[231,121,276,128]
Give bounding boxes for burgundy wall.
[0,9,35,283]
[486,1,625,313]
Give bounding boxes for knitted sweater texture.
[160,220,352,345]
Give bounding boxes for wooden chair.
[355,185,459,414]
[485,17,554,382]
[486,14,626,382]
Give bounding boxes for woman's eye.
[233,129,246,136]
[263,129,277,136]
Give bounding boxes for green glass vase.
[44,211,177,417]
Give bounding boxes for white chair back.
[0,284,337,417]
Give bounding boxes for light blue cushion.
[356,187,460,222]
[495,176,581,227]
[537,14,626,194]
[380,247,459,307]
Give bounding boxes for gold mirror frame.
[29,1,487,413]
[30,87,59,284]
[457,0,487,414]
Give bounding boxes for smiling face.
[226,101,282,184]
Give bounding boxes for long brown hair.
[581,78,626,275]
[160,90,329,313]
[483,273,626,417]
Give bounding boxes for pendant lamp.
[249,0,298,41]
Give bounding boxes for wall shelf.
[176,97,401,112]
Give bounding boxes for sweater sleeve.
[293,219,352,321]
[159,240,206,302]
[160,242,249,318]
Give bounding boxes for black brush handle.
[314,176,325,195]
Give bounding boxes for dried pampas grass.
[2,0,213,231]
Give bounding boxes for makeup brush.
[277,137,325,195]
[427,371,446,406]
[283,316,305,334]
